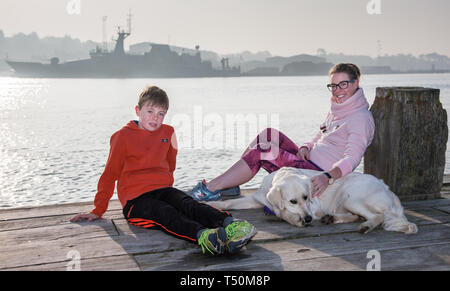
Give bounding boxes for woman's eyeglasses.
[327,79,356,92]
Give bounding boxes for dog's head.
[266,174,313,227]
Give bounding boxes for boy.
[70,86,256,255]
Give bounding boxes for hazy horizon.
[1,0,450,58]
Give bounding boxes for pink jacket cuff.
[332,159,354,177]
[300,142,313,151]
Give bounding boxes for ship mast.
[102,16,108,52]
[113,11,132,56]
[127,9,132,35]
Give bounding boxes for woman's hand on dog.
[311,174,329,198]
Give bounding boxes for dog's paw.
[358,226,370,234]
[320,214,334,225]
[357,222,372,234]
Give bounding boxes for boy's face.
[135,102,167,132]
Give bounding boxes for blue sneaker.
[219,186,241,198]
[188,180,221,201]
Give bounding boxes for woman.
[190,63,375,200]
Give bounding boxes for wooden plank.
[1,204,448,267]
[282,243,450,271]
[403,208,450,225]
[0,224,194,270]
[113,207,448,246]
[1,189,447,222]
[0,191,449,271]
[0,235,133,270]
[1,198,447,234]
[0,219,118,245]
[134,223,450,271]
[3,211,447,271]
[434,206,450,215]
[136,240,450,271]
[0,200,122,221]
[4,254,140,271]
[0,210,124,232]
[401,198,450,208]
[161,242,450,271]
[228,206,449,240]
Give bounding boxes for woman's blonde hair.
[329,63,361,81]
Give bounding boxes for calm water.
[1,74,450,209]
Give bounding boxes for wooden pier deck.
[1,184,450,271]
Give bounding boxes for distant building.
[360,66,393,74]
[243,67,280,76]
[280,61,334,76]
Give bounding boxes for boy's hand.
[70,213,99,222]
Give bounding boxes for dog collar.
[263,205,276,216]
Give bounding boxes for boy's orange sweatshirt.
[91,121,177,218]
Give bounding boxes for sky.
[1,0,449,57]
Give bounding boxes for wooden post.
[364,87,448,201]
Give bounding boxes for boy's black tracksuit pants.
[122,187,232,242]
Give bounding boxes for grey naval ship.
[6,17,240,78]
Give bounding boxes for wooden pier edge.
[1,179,450,271]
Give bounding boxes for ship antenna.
[102,16,108,52]
[127,9,132,35]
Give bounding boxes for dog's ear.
[266,185,285,210]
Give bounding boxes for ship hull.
[6,55,240,78]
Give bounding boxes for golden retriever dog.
[207,167,418,234]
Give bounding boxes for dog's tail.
[382,193,418,234]
[206,195,262,210]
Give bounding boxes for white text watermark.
[66,250,81,271]
[169,106,280,153]
[66,0,81,15]
[366,250,381,271]
[367,0,382,15]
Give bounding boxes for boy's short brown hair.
[138,86,169,110]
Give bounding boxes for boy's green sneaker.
[225,219,257,254]
[197,227,227,255]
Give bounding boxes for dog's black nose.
[305,215,312,223]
